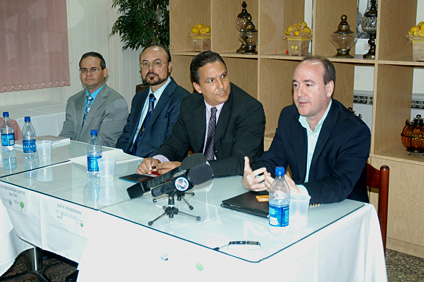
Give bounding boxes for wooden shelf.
[170,0,424,258]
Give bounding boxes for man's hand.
[242,156,272,191]
[284,174,300,194]
[156,161,181,175]
[136,158,161,175]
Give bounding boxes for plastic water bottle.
[1,112,16,169]
[1,112,15,146]
[268,166,290,234]
[22,116,37,161]
[87,129,102,178]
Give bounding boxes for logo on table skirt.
[175,176,190,191]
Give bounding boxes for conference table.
[0,142,387,281]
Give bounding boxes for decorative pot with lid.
[401,114,424,153]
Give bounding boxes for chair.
[366,163,390,251]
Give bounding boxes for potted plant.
[110,0,169,50]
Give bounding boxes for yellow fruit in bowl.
[199,27,208,35]
[300,21,308,28]
[410,26,419,37]
[419,29,424,37]
[293,30,300,37]
[196,23,203,29]
[191,26,199,34]
[293,23,301,30]
[418,21,424,27]
[205,25,211,33]
[301,27,311,35]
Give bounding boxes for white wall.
[0,0,142,108]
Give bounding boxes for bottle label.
[87,156,100,172]
[1,133,15,146]
[269,202,290,227]
[23,139,36,153]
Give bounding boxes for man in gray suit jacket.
[59,52,128,147]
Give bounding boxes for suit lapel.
[214,92,232,149]
[144,80,176,132]
[310,102,338,175]
[291,121,308,182]
[194,98,206,152]
[81,85,107,135]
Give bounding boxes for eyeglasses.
[80,67,103,74]
[139,61,168,69]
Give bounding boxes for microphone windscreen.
[181,153,207,170]
[127,181,150,199]
[188,163,213,185]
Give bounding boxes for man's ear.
[167,61,173,74]
[103,67,109,78]
[193,82,202,94]
[326,80,334,97]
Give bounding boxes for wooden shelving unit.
[170,0,424,258]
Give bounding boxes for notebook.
[221,191,269,218]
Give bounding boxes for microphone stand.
[148,190,201,226]
[176,190,195,210]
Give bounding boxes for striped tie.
[132,93,156,155]
[204,107,217,160]
[83,94,93,124]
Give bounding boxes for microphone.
[150,161,213,198]
[147,153,207,188]
[126,153,207,199]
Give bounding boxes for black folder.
[221,191,269,218]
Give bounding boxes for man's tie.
[132,93,156,155]
[204,107,217,160]
[83,94,93,125]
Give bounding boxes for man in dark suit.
[116,45,189,157]
[243,56,370,204]
[137,51,265,177]
[60,52,128,147]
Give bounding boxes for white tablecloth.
[75,179,387,282]
[0,101,66,136]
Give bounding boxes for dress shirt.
[131,77,171,146]
[202,101,224,158]
[84,84,103,108]
[296,99,332,195]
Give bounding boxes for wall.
[0,0,142,108]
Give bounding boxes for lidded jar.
[401,114,424,153]
[330,15,357,58]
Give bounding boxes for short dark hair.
[301,55,336,85]
[140,44,172,62]
[79,52,106,69]
[190,51,227,84]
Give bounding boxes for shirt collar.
[148,77,171,101]
[299,99,332,132]
[85,84,104,100]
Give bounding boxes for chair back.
[366,163,389,251]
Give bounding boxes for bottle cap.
[24,116,31,122]
[3,112,9,117]
[90,129,98,136]
[275,166,285,176]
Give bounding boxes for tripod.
[148,191,201,226]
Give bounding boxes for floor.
[0,248,423,282]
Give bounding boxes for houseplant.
[110,0,169,50]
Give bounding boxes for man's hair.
[139,44,172,62]
[79,52,106,69]
[190,51,227,84]
[301,55,336,85]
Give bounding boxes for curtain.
[0,0,70,93]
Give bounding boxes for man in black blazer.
[116,45,189,157]
[243,56,370,205]
[137,51,265,177]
